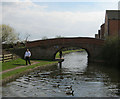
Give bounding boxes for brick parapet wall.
[26,37,104,48]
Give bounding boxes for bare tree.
[24,33,30,42]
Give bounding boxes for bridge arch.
[53,46,90,60]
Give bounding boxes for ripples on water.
[2,52,120,97]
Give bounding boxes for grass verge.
[2,58,26,71]
[1,60,57,80]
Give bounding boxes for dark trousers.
[60,54,62,59]
[25,57,31,65]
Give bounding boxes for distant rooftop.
[106,10,120,20]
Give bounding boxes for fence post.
[12,54,13,60]
[2,54,4,63]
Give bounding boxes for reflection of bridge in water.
[13,37,104,62]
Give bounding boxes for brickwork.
[23,37,105,61]
[109,20,120,36]
[26,37,104,48]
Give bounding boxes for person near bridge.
[59,51,62,59]
[24,49,31,65]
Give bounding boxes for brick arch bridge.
[20,37,104,61]
[13,37,104,61]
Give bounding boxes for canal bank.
[1,60,58,85]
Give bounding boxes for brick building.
[100,23,105,39]
[95,10,120,39]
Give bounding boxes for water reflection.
[2,52,120,97]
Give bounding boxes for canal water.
[2,52,120,97]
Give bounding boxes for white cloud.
[2,1,106,41]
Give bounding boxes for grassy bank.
[2,58,26,71]
[1,59,57,80]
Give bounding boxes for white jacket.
[24,51,31,58]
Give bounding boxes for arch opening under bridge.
[54,46,89,60]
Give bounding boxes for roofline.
[106,10,120,12]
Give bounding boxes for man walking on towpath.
[24,49,31,65]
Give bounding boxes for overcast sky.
[1,0,119,41]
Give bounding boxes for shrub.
[101,36,120,68]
